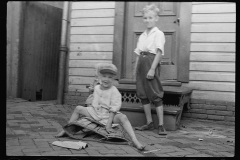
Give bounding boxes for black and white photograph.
[6,1,235,157]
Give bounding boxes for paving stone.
[41,150,72,156]
[98,149,116,154]
[119,146,140,154]
[70,149,88,154]
[172,139,193,144]
[7,151,24,156]
[13,130,27,135]
[186,153,213,157]
[6,98,236,157]
[219,151,234,157]
[51,145,70,151]
[85,150,101,156]
[63,154,89,156]
[161,145,185,152]
[114,149,127,154]
[22,147,54,153]
[7,122,19,127]
[167,151,193,157]
[153,148,175,154]
[103,144,121,149]
[201,150,224,157]
[155,153,171,157]
[87,141,105,147]
[182,148,199,153]
[6,139,19,144]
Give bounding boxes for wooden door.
[19,2,62,101]
[121,2,180,82]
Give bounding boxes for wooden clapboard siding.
[70,35,113,43]
[191,33,235,43]
[69,60,111,68]
[189,71,235,82]
[190,90,235,102]
[191,43,235,52]
[70,43,113,52]
[68,2,116,93]
[186,2,236,102]
[190,52,235,62]
[69,68,95,76]
[184,81,235,92]
[191,23,235,33]
[71,18,114,26]
[72,2,115,10]
[71,9,115,18]
[71,26,114,35]
[192,13,236,23]
[69,85,89,92]
[190,62,235,72]
[69,52,112,60]
[69,76,96,85]
[192,3,235,13]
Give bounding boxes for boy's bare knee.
[74,105,83,113]
[119,114,128,123]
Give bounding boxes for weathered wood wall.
[7,2,22,97]
[68,2,115,93]
[66,2,235,103]
[182,2,236,102]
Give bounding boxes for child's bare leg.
[55,106,91,137]
[113,114,145,150]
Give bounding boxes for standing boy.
[133,4,167,135]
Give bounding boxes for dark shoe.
[158,125,167,135]
[135,122,154,131]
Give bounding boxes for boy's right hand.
[133,68,137,80]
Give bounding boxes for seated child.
[85,63,119,106]
[56,63,145,150]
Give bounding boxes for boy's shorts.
[136,51,164,107]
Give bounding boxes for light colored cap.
[99,63,118,75]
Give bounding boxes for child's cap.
[99,63,118,75]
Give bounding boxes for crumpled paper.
[52,141,88,150]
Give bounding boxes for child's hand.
[133,68,137,79]
[105,125,116,134]
[147,68,155,79]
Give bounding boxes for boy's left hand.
[105,126,116,134]
[147,68,155,79]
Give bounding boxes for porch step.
[120,104,181,131]
[118,85,193,131]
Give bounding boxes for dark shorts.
[136,51,164,107]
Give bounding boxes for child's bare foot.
[133,140,145,151]
[55,130,66,138]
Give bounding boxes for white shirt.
[87,85,122,125]
[134,27,165,56]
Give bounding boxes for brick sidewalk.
[6,98,235,157]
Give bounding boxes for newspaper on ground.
[52,140,88,150]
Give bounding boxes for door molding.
[113,2,191,83]
[178,2,192,82]
[112,2,125,80]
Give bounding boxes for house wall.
[7,2,22,98]
[182,2,235,123]
[7,1,63,98]
[64,2,235,123]
[64,2,115,104]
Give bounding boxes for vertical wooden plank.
[7,2,22,98]
[19,2,62,101]
[178,2,192,82]
[113,2,125,80]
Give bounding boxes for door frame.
[113,2,192,83]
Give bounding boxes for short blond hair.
[142,4,160,16]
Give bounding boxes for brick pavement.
[6,97,235,157]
